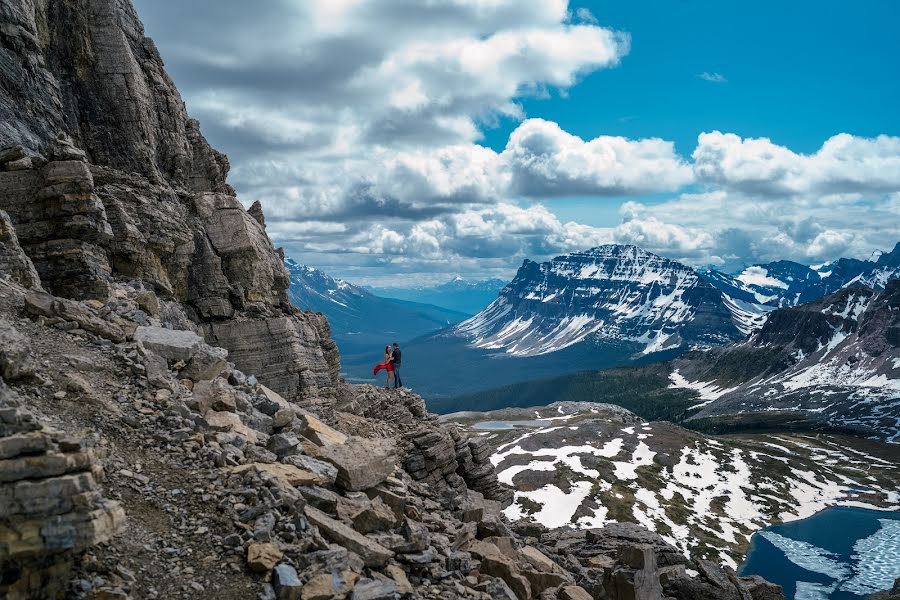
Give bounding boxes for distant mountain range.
[284,259,467,360]
[700,242,900,309]
[300,243,900,401]
[369,277,506,315]
[442,280,900,441]
[402,242,900,403]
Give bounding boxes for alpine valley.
[1,1,897,600]
[285,258,467,359]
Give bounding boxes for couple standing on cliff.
[373,342,403,389]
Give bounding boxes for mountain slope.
[455,244,743,357]
[673,280,900,440]
[285,259,467,357]
[446,403,900,568]
[370,277,506,315]
[702,243,900,310]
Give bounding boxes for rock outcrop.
[0,379,125,598]
[0,0,337,400]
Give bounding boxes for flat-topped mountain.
[455,245,744,358]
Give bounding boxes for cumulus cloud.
[693,131,900,196]
[502,119,693,197]
[133,1,900,284]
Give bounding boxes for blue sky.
[486,0,900,227]
[135,0,900,285]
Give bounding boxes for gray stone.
[282,454,338,486]
[180,343,228,381]
[133,326,202,363]
[305,506,393,567]
[272,564,302,600]
[0,321,33,381]
[318,436,396,492]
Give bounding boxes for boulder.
[559,586,593,600]
[318,436,396,492]
[133,326,202,363]
[247,542,283,572]
[304,506,394,567]
[272,564,303,600]
[192,379,237,413]
[0,322,33,381]
[180,343,228,381]
[298,413,347,446]
[229,462,320,487]
[282,454,338,486]
[205,411,257,443]
[0,209,41,289]
[300,570,358,600]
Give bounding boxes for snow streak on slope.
[688,282,900,441]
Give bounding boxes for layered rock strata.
[0,380,124,598]
[0,0,337,400]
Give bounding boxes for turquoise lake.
[739,506,900,600]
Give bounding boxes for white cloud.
[693,131,900,196]
[135,0,900,283]
[503,118,694,197]
[698,71,727,83]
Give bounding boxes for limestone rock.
[0,387,124,598]
[134,326,202,363]
[247,542,283,573]
[229,462,320,487]
[301,570,358,600]
[180,343,228,381]
[0,322,33,381]
[305,506,393,567]
[273,564,303,600]
[25,291,125,343]
[204,315,339,401]
[299,413,348,447]
[319,436,396,492]
[0,209,40,289]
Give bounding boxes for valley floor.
[446,402,900,569]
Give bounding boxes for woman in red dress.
[373,344,394,388]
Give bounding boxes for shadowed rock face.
[0,0,338,399]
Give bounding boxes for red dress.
[373,355,394,375]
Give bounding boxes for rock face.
[0,380,125,598]
[0,0,338,400]
[0,209,41,289]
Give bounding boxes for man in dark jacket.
[391,342,402,389]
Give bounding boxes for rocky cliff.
[0,0,338,401]
[0,1,787,599]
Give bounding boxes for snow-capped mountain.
[672,279,900,440]
[454,245,744,358]
[702,242,900,309]
[285,259,467,357]
[370,277,506,315]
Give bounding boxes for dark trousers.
[393,365,402,388]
